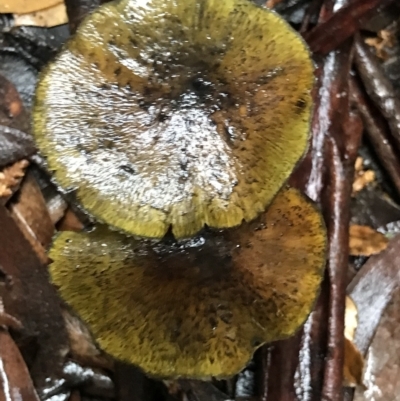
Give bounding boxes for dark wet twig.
[290,0,364,396]
[261,334,302,401]
[299,0,324,33]
[322,127,361,401]
[0,125,36,167]
[114,362,165,401]
[317,33,362,399]
[354,34,400,153]
[350,77,400,198]
[0,329,41,401]
[305,0,396,54]
[281,32,358,399]
[179,381,228,401]
[300,281,331,401]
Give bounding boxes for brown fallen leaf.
[345,296,358,341]
[0,159,29,204]
[344,296,364,387]
[349,224,389,256]
[0,0,62,14]
[14,2,68,28]
[344,338,364,388]
[9,171,54,264]
[9,171,54,248]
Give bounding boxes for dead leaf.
[365,30,396,60]
[9,171,54,248]
[345,296,358,341]
[0,0,62,14]
[349,224,389,256]
[8,171,54,264]
[352,157,376,194]
[14,2,68,28]
[0,159,29,204]
[344,296,364,387]
[344,338,364,387]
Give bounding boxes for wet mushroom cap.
[33,0,314,239]
[49,187,326,378]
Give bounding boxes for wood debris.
[0,159,29,204]
[365,30,396,59]
[352,157,376,195]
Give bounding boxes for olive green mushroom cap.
[34,0,314,239]
[49,188,326,378]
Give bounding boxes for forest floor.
[1,1,400,401]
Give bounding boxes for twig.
[354,34,400,153]
[305,0,396,55]
[0,329,41,401]
[262,334,302,401]
[300,0,324,34]
[350,77,400,198]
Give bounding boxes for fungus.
[49,187,326,378]
[33,0,314,239]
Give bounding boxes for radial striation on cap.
[34,0,314,239]
[49,188,326,378]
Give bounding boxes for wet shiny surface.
[49,188,326,378]
[33,0,314,239]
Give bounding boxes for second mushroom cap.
[48,187,326,378]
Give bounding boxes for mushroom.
[33,0,314,239]
[49,187,326,378]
